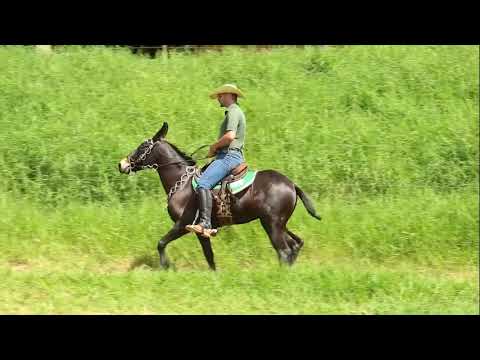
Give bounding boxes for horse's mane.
[164,140,196,164]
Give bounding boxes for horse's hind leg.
[260,218,294,266]
[287,229,304,251]
[283,233,299,263]
[286,229,304,262]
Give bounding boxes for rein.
[130,140,210,171]
[189,144,211,160]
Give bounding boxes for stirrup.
[185,224,218,238]
[202,228,218,238]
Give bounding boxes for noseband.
[129,139,195,171]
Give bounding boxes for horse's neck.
[155,147,192,196]
[156,163,187,195]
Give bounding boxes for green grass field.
[0,45,478,314]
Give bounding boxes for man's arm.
[208,109,240,157]
[208,131,235,157]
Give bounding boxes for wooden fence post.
[36,45,53,54]
[162,45,168,62]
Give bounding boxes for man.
[186,84,247,238]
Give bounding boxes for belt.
[218,148,243,154]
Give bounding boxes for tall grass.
[0,45,477,202]
[0,188,477,269]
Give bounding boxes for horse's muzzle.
[118,158,131,174]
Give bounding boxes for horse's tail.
[294,185,322,221]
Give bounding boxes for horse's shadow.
[129,254,163,271]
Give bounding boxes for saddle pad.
[192,170,257,194]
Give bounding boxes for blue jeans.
[197,150,244,190]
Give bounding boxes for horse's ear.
[152,122,168,141]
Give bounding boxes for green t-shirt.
[218,103,246,152]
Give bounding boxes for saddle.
[194,162,250,226]
[223,162,249,180]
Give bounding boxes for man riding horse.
[185,84,246,238]
[118,83,321,269]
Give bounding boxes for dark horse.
[118,123,321,270]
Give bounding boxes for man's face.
[217,93,234,107]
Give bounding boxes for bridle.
[128,139,196,171]
[127,139,211,199]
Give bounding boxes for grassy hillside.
[0,45,478,314]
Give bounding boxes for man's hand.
[208,131,235,158]
[207,144,217,158]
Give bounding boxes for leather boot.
[186,188,218,238]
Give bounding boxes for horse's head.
[118,122,168,174]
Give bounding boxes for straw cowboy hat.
[209,84,245,99]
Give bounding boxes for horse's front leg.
[196,234,216,271]
[157,222,189,269]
